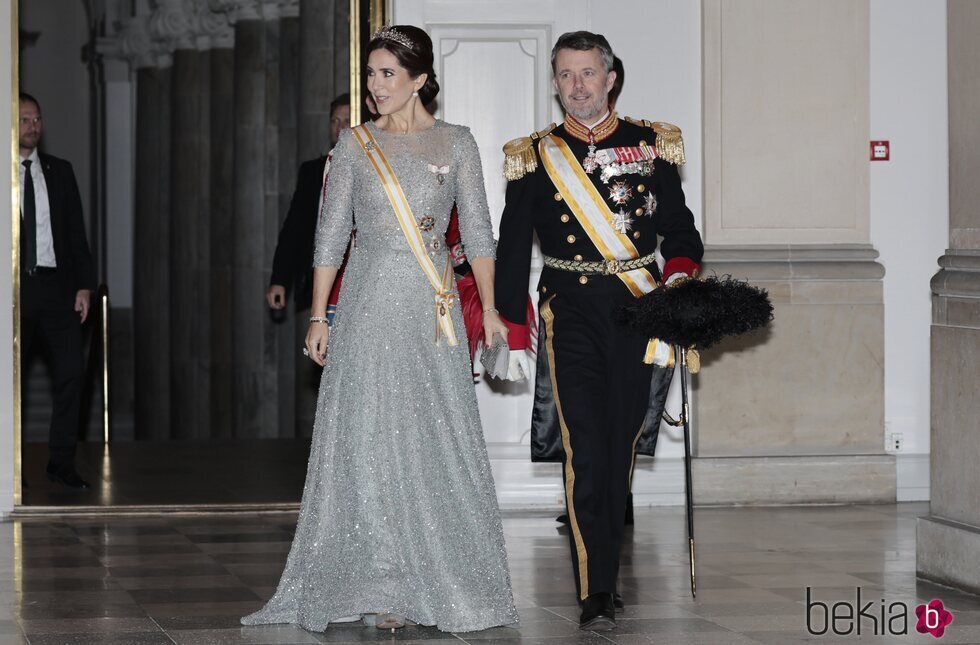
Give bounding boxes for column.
[916,0,980,594]
[298,0,348,159]
[230,3,281,438]
[695,0,891,503]
[153,0,232,439]
[95,28,142,440]
[294,0,348,436]
[169,44,212,438]
[128,19,174,440]
[209,42,235,438]
[277,5,300,436]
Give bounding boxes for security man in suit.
[494,32,703,630]
[19,93,97,489]
[267,93,351,313]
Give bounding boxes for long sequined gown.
[242,121,519,633]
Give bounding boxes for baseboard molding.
[490,448,901,508]
[917,516,980,595]
[896,453,930,502]
[488,444,687,509]
[693,454,896,504]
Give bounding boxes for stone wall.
[916,0,980,595]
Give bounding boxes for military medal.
[565,113,618,174]
[418,215,435,232]
[583,140,600,174]
[593,145,658,184]
[644,192,658,216]
[611,208,633,234]
[608,180,633,205]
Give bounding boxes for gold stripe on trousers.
[540,295,590,600]
[628,419,646,490]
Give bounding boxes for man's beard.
[562,94,607,124]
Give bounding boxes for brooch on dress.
[428,237,443,256]
[418,215,435,232]
[428,164,450,184]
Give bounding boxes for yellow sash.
[538,134,659,298]
[352,125,458,346]
[539,133,672,366]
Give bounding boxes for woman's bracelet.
[309,316,329,324]
[483,307,499,314]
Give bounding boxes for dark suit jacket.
[270,156,328,310]
[37,153,96,296]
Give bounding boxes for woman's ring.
[302,347,310,357]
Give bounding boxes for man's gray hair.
[551,31,615,74]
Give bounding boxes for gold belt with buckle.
[543,252,659,276]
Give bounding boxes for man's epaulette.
[502,123,557,181]
[624,117,686,166]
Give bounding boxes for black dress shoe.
[613,592,624,609]
[579,593,616,631]
[46,468,90,489]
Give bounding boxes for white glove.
[665,272,689,286]
[504,350,530,381]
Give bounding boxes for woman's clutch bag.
[480,333,510,380]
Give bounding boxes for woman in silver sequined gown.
[242,26,518,634]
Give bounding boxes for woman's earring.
[412,90,419,97]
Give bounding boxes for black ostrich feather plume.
[620,275,773,349]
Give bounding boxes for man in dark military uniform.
[494,31,703,630]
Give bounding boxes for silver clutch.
[479,333,510,380]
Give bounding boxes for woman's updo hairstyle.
[366,25,440,105]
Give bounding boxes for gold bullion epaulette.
[502,123,557,181]
[624,117,686,166]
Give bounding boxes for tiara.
[373,25,414,49]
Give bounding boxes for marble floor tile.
[4,504,980,644]
[454,637,609,645]
[15,601,148,620]
[27,633,174,645]
[17,616,161,634]
[307,623,460,641]
[173,625,323,644]
[115,574,250,590]
[141,600,267,618]
[607,617,730,635]
[685,601,804,618]
[127,586,261,604]
[607,634,760,645]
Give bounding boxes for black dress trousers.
[21,272,85,467]
[539,276,654,600]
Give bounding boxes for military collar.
[563,110,619,145]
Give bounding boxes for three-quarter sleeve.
[452,127,496,260]
[313,129,356,267]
